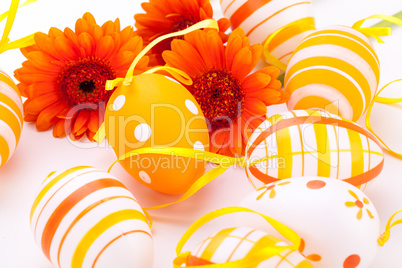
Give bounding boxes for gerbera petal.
[25,82,58,99]
[260,66,281,80]
[244,98,267,115]
[95,36,114,60]
[87,110,99,133]
[102,21,116,37]
[225,35,242,71]
[26,51,62,73]
[207,30,224,70]
[83,12,96,25]
[36,101,67,131]
[73,110,90,133]
[25,93,60,115]
[231,123,243,155]
[86,129,96,141]
[78,32,95,57]
[171,39,207,74]
[163,50,198,78]
[53,119,67,138]
[231,47,252,81]
[242,72,272,92]
[55,36,79,60]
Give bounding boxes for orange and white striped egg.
[30,166,153,268]
[185,227,312,267]
[220,0,315,65]
[245,110,384,188]
[284,25,380,122]
[0,69,23,167]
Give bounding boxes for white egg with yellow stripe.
[220,0,315,65]
[0,69,23,167]
[30,166,153,268]
[184,227,312,267]
[285,25,380,121]
[245,110,384,188]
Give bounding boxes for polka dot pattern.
[307,180,326,189]
[343,254,361,268]
[193,141,204,151]
[139,171,151,184]
[185,99,199,115]
[113,95,126,111]
[134,124,152,142]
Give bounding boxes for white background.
[0,0,402,267]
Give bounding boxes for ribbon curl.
[173,207,301,268]
[0,0,37,54]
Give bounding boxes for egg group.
[30,166,153,268]
[284,25,380,121]
[220,0,315,65]
[238,177,381,268]
[185,226,312,267]
[104,73,209,195]
[0,69,23,167]
[245,110,384,188]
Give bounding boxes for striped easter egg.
[0,69,23,167]
[30,166,153,268]
[245,110,384,188]
[220,0,315,65]
[284,25,380,122]
[185,227,312,267]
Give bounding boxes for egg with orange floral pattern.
[237,177,381,268]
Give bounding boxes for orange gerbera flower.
[134,0,230,65]
[14,12,148,141]
[162,28,289,156]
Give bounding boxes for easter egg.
[0,69,23,167]
[30,166,153,268]
[284,25,380,121]
[220,0,315,64]
[238,177,381,268]
[185,226,313,267]
[245,110,384,188]
[105,73,209,195]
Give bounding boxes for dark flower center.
[58,57,116,105]
[192,70,244,131]
[172,18,196,33]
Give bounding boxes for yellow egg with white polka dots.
[105,73,209,195]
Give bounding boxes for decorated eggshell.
[30,166,153,268]
[186,226,312,267]
[238,177,380,268]
[0,69,23,167]
[245,110,384,188]
[105,73,209,195]
[284,25,380,121]
[220,0,315,64]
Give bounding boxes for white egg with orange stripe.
[183,227,312,267]
[30,166,153,268]
[220,0,315,65]
[284,25,380,121]
[0,69,23,167]
[245,110,384,188]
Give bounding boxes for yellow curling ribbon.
[173,207,301,268]
[106,147,276,210]
[366,79,402,159]
[262,19,316,72]
[93,19,219,142]
[0,0,37,54]
[352,14,402,43]
[378,210,402,246]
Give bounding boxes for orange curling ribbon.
[0,0,37,54]
[173,207,301,268]
[352,14,402,43]
[378,210,402,246]
[366,79,402,159]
